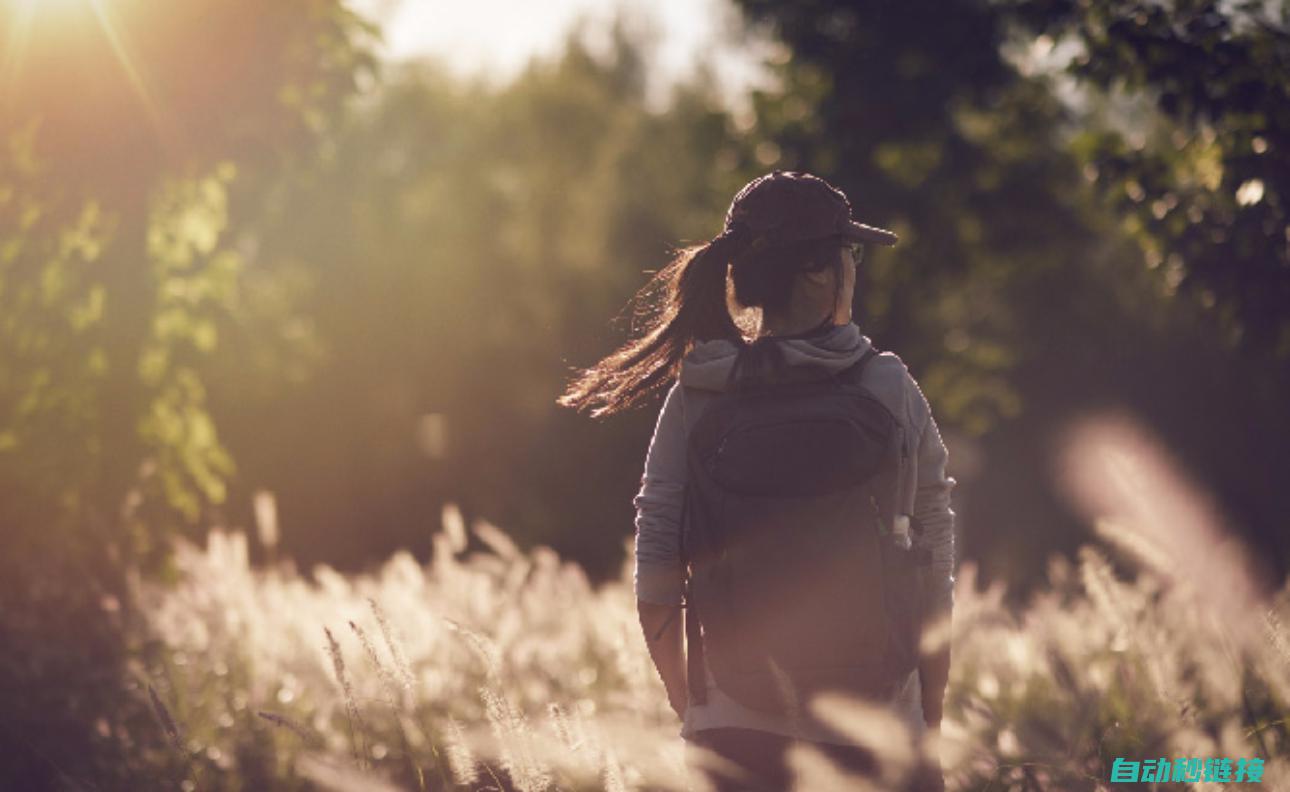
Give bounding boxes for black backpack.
[676,342,932,716]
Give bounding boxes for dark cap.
[720,170,898,247]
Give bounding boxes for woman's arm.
[910,384,957,729]
[632,381,690,717]
[638,600,688,718]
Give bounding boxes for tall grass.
[118,418,1289,791]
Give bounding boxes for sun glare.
[84,0,172,147]
[3,0,100,33]
[0,0,35,94]
[1,0,174,151]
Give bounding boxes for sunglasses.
[845,241,867,264]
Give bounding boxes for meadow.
[119,418,1289,791]
[4,2,1288,790]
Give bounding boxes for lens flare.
[0,0,37,96]
[84,0,175,152]
[1,0,177,153]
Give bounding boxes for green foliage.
[0,122,117,551]
[0,0,378,569]
[136,166,241,527]
[0,4,377,786]
[1005,0,1290,356]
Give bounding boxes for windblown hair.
[557,233,844,418]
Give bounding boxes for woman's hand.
[922,701,944,730]
[638,599,689,721]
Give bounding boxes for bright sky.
[348,0,775,109]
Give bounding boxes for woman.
[559,171,955,791]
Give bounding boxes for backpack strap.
[838,347,935,566]
[680,483,710,705]
[834,346,879,386]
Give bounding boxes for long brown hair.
[557,229,844,418]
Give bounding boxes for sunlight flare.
[1,0,177,151]
[0,0,36,95]
[84,0,175,151]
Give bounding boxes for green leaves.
[0,0,376,571]
[1011,0,1290,356]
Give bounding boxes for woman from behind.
[559,171,955,792]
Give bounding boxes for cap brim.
[842,220,898,246]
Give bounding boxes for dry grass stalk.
[443,616,502,680]
[295,752,405,792]
[147,683,186,753]
[324,626,369,767]
[443,714,479,786]
[349,619,402,708]
[369,597,417,692]
[258,710,325,747]
[601,740,628,792]
[480,685,552,792]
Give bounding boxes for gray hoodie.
[632,320,956,744]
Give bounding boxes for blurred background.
[2,0,1289,787]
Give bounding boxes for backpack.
[677,342,932,716]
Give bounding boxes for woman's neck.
[758,312,837,338]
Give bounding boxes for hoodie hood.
[679,321,874,392]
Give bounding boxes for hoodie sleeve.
[631,380,688,606]
[908,373,957,616]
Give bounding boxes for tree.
[201,19,771,575]
[0,3,375,785]
[1002,0,1290,357]
[0,0,376,572]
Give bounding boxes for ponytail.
[557,231,747,418]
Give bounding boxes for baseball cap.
[720,170,898,247]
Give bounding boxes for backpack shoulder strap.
[835,346,880,386]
